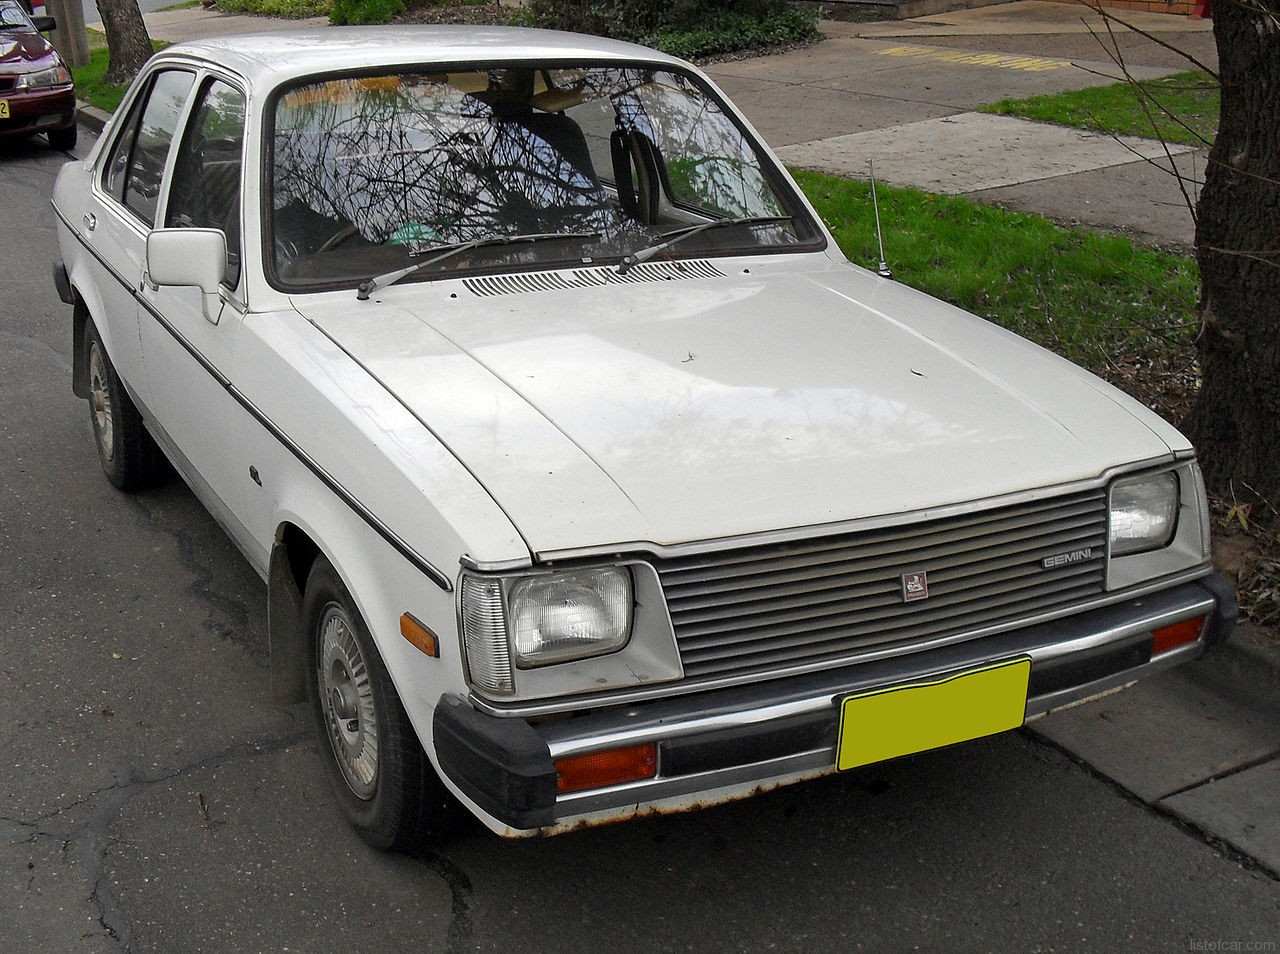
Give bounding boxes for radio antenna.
[868,159,892,279]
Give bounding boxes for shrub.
[641,6,818,60]
[216,0,331,17]
[524,0,818,58]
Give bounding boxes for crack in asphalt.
[22,733,311,953]
[417,852,475,954]
[126,491,267,663]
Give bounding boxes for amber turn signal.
[1152,616,1204,655]
[400,613,440,658]
[555,743,658,794]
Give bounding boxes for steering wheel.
[316,224,361,254]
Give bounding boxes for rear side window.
[101,69,195,227]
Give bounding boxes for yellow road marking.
[877,44,1071,73]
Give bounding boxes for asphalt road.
[4,130,1280,953]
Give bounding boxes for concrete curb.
[75,102,110,134]
[1211,624,1280,713]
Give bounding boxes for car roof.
[157,26,686,86]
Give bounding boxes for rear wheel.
[303,556,458,851]
[84,321,164,491]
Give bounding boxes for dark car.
[0,0,75,150]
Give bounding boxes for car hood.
[296,258,1186,557]
[0,31,51,67]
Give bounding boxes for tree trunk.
[1187,0,1280,523]
[95,0,153,86]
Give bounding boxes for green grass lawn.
[980,71,1218,147]
[72,47,131,115]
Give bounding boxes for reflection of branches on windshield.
[269,66,803,282]
[273,78,622,261]
[620,79,783,220]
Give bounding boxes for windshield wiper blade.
[616,215,792,275]
[357,231,600,300]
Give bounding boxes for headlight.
[1109,471,1179,556]
[460,566,634,695]
[510,568,632,668]
[16,63,72,90]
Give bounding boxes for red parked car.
[0,0,75,150]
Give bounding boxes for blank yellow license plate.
[0,101,9,120]
[836,657,1031,771]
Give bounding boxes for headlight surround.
[1109,470,1179,557]
[16,62,72,90]
[460,565,636,695]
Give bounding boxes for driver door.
[137,76,261,562]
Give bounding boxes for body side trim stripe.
[54,204,454,592]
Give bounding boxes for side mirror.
[32,15,57,32]
[146,228,229,324]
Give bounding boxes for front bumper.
[0,85,75,137]
[434,574,1235,834]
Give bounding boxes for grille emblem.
[1041,547,1095,569]
[901,570,929,603]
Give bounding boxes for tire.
[47,125,77,152]
[303,556,458,851]
[84,321,165,491]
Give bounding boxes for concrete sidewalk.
[78,0,1278,877]
[701,1,1214,249]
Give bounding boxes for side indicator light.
[1152,616,1205,655]
[555,744,658,794]
[400,613,439,658]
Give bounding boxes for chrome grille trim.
[653,489,1108,679]
[463,260,724,297]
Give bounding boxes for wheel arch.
[65,262,112,400]
[71,294,91,398]
[267,521,321,705]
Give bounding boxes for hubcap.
[88,343,115,462]
[318,605,379,800]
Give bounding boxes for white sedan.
[52,26,1234,848]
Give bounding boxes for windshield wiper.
[357,231,600,300]
[615,215,792,275]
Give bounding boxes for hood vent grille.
[464,260,725,298]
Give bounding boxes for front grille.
[653,489,1108,680]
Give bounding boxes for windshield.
[269,64,819,290]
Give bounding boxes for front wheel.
[47,125,77,152]
[303,556,458,850]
